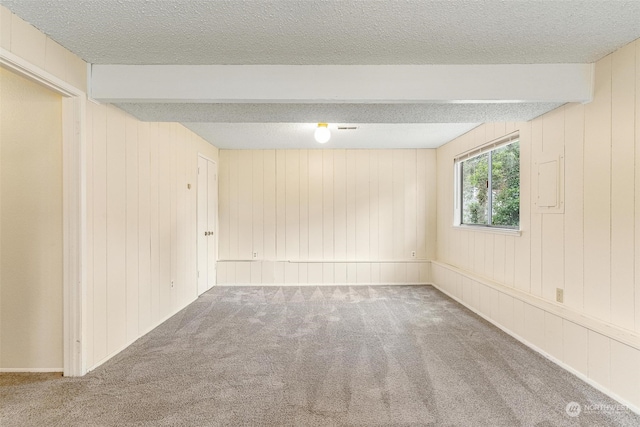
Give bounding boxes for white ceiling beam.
[90,64,594,104]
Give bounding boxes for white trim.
[0,368,64,373]
[431,280,640,416]
[454,131,519,163]
[90,63,594,104]
[1,48,87,376]
[218,259,431,263]
[217,282,430,287]
[452,224,522,236]
[430,261,640,351]
[453,132,521,232]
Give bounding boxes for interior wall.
[0,67,63,370]
[85,103,219,369]
[434,38,640,410]
[218,149,435,284]
[0,6,220,372]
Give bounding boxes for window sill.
[453,224,522,236]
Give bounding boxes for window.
[455,134,520,230]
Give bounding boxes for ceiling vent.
[337,126,358,130]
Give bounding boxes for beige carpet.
[1,285,638,426]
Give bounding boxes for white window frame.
[453,131,520,234]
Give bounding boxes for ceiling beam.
[90,64,594,104]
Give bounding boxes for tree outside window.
[461,141,519,228]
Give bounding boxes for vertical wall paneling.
[345,150,358,259]
[1,10,227,371]
[218,148,437,284]
[404,150,417,260]
[91,103,107,363]
[333,150,347,260]
[85,103,95,367]
[285,150,300,260]
[276,150,286,260]
[137,122,151,333]
[514,122,532,293]
[493,235,505,284]
[238,150,253,261]
[157,124,172,318]
[228,151,239,259]
[610,43,636,330]
[177,127,189,304]
[105,108,127,354]
[473,232,485,278]
[252,151,264,260]
[425,150,437,260]
[377,151,393,260]
[563,320,588,376]
[432,40,640,412]
[322,150,334,261]
[263,150,277,259]
[540,107,565,302]
[636,39,640,334]
[169,125,178,306]
[392,151,406,259]
[298,151,309,260]
[588,331,611,389]
[369,151,380,261]
[504,235,515,286]
[484,233,494,279]
[564,104,585,311]
[218,151,230,259]
[355,151,370,260]
[125,116,139,343]
[584,55,613,322]
[308,150,323,260]
[530,117,543,297]
[148,123,160,322]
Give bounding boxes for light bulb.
[314,123,331,143]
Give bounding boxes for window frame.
[453,132,520,232]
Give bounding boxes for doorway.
[0,66,63,371]
[197,156,218,295]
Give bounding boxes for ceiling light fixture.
[314,123,331,144]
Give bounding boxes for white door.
[197,156,217,295]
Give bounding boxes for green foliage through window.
[460,141,519,228]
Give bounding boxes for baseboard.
[0,368,63,373]
[87,296,198,373]
[216,282,431,287]
[431,281,640,416]
[430,261,640,350]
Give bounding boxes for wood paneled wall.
[85,102,218,370]
[434,39,640,410]
[218,149,436,284]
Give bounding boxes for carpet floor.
[1,285,638,426]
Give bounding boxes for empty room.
[1,1,640,426]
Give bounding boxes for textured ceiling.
[5,0,636,148]
[5,0,640,65]
[182,123,481,150]
[116,102,558,148]
[116,102,563,124]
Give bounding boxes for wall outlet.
[411,251,416,258]
[556,288,563,303]
[253,252,258,259]
[171,280,174,288]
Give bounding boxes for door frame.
[197,154,217,293]
[1,48,87,376]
